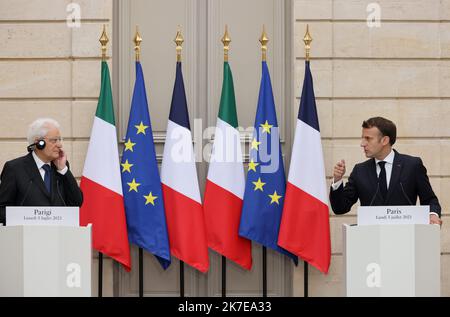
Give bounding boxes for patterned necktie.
[378,161,388,201]
[42,164,51,193]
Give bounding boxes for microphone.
[400,182,414,206]
[20,179,33,206]
[56,179,67,206]
[369,182,380,206]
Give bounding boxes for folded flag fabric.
[278,61,331,274]
[203,61,252,270]
[160,61,209,273]
[121,61,171,269]
[80,61,131,271]
[239,61,297,264]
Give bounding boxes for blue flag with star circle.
[239,61,298,264]
[121,62,171,269]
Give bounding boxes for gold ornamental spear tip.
[134,26,142,62]
[222,25,231,62]
[174,26,184,62]
[303,24,312,61]
[259,25,269,61]
[99,24,109,61]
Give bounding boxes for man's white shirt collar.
[375,149,395,165]
[32,151,50,169]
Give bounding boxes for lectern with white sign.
[343,214,440,296]
[0,207,92,297]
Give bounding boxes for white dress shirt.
[32,151,67,181]
[374,150,395,189]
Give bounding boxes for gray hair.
[27,118,60,144]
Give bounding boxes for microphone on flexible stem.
[20,179,33,206]
[400,182,414,206]
[56,179,67,206]
[369,182,380,206]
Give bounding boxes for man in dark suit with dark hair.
[0,118,83,224]
[330,116,442,225]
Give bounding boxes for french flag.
[160,62,209,273]
[277,61,331,274]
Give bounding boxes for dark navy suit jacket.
[330,150,441,216]
[0,152,83,224]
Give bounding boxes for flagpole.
[220,25,232,298]
[175,27,183,63]
[222,256,227,297]
[100,24,108,61]
[98,252,103,297]
[304,262,309,297]
[262,246,267,297]
[97,25,109,298]
[180,261,185,297]
[138,248,144,297]
[174,28,186,298]
[304,24,312,63]
[259,25,269,298]
[221,26,231,298]
[132,26,146,298]
[303,24,312,298]
[134,26,142,63]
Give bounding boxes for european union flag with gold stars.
[239,61,297,264]
[121,61,171,269]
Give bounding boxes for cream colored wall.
[0,0,115,296]
[293,0,450,296]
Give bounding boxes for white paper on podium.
[357,205,429,225]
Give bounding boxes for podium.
[0,225,92,297]
[343,223,440,297]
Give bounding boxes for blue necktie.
[42,164,51,193]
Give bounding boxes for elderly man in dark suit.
[0,118,83,224]
[330,117,442,225]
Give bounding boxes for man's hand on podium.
[430,214,442,226]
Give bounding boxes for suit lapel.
[366,158,378,189]
[24,152,51,199]
[385,150,403,203]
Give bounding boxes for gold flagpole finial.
[174,26,184,62]
[99,25,109,61]
[303,24,312,62]
[259,25,269,62]
[222,25,231,62]
[134,26,142,62]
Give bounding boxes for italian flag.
[203,62,252,270]
[80,61,131,271]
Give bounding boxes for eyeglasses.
[45,137,63,144]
